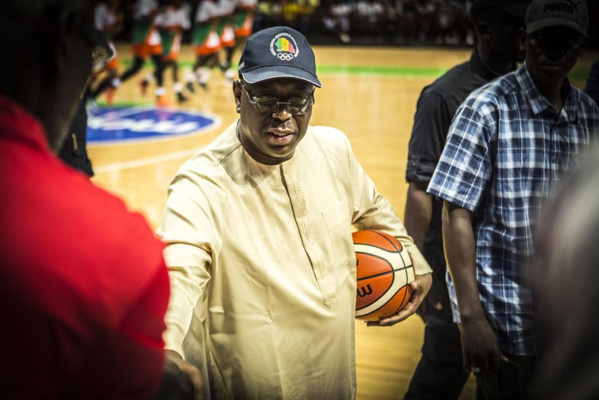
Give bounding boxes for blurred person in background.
[0,0,202,399]
[428,0,597,398]
[186,0,222,92]
[144,0,192,104]
[89,0,123,105]
[120,0,168,105]
[403,0,530,398]
[530,147,599,400]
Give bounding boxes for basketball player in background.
[89,0,123,104]
[157,26,432,399]
[427,0,598,398]
[0,0,202,398]
[144,0,192,104]
[231,0,257,47]
[403,0,530,398]
[187,0,222,91]
[120,0,168,105]
[214,0,238,81]
[220,0,257,79]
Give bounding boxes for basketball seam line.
[369,229,403,252]
[356,268,410,281]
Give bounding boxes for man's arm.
[442,201,505,376]
[353,174,433,327]
[404,181,432,251]
[404,180,443,311]
[157,175,223,399]
[367,273,433,327]
[337,130,432,326]
[155,351,206,400]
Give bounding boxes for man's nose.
[271,103,293,120]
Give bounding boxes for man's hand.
[424,276,444,310]
[460,316,507,376]
[367,273,433,327]
[165,350,206,400]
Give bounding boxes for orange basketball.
[352,229,415,321]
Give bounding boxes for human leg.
[476,355,537,400]
[119,55,145,84]
[405,315,471,400]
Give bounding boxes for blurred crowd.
[110,0,599,47]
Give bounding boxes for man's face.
[487,13,526,63]
[234,78,315,165]
[525,26,585,87]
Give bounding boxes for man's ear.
[518,27,527,51]
[233,80,242,113]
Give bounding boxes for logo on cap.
[544,0,580,13]
[270,33,299,62]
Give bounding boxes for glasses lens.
[243,84,312,114]
[289,98,309,111]
[535,35,580,54]
[253,96,278,111]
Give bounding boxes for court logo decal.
[271,33,298,61]
[87,106,220,144]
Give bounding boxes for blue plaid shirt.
[427,63,599,356]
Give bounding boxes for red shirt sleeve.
[66,260,170,400]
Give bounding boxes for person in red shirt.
[0,0,202,399]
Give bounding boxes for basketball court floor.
[88,44,597,400]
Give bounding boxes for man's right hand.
[460,316,507,377]
[165,350,206,400]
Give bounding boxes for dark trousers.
[476,355,537,400]
[405,305,471,400]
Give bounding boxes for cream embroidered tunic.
[158,122,431,399]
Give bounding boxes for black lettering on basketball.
[357,284,373,298]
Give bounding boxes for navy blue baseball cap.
[238,26,322,88]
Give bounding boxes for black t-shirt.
[58,99,94,177]
[405,50,501,306]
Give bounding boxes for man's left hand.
[366,273,433,327]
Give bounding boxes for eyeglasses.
[240,83,314,115]
[531,33,584,55]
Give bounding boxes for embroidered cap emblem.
[270,33,299,61]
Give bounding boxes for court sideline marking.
[93,147,203,174]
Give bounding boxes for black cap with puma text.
[525,0,588,36]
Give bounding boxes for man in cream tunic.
[158,26,432,399]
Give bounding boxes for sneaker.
[177,92,188,104]
[140,79,149,96]
[224,69,235,82]
[219,61,231,72]
[86,97,100,113]
[186,81,195,94]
